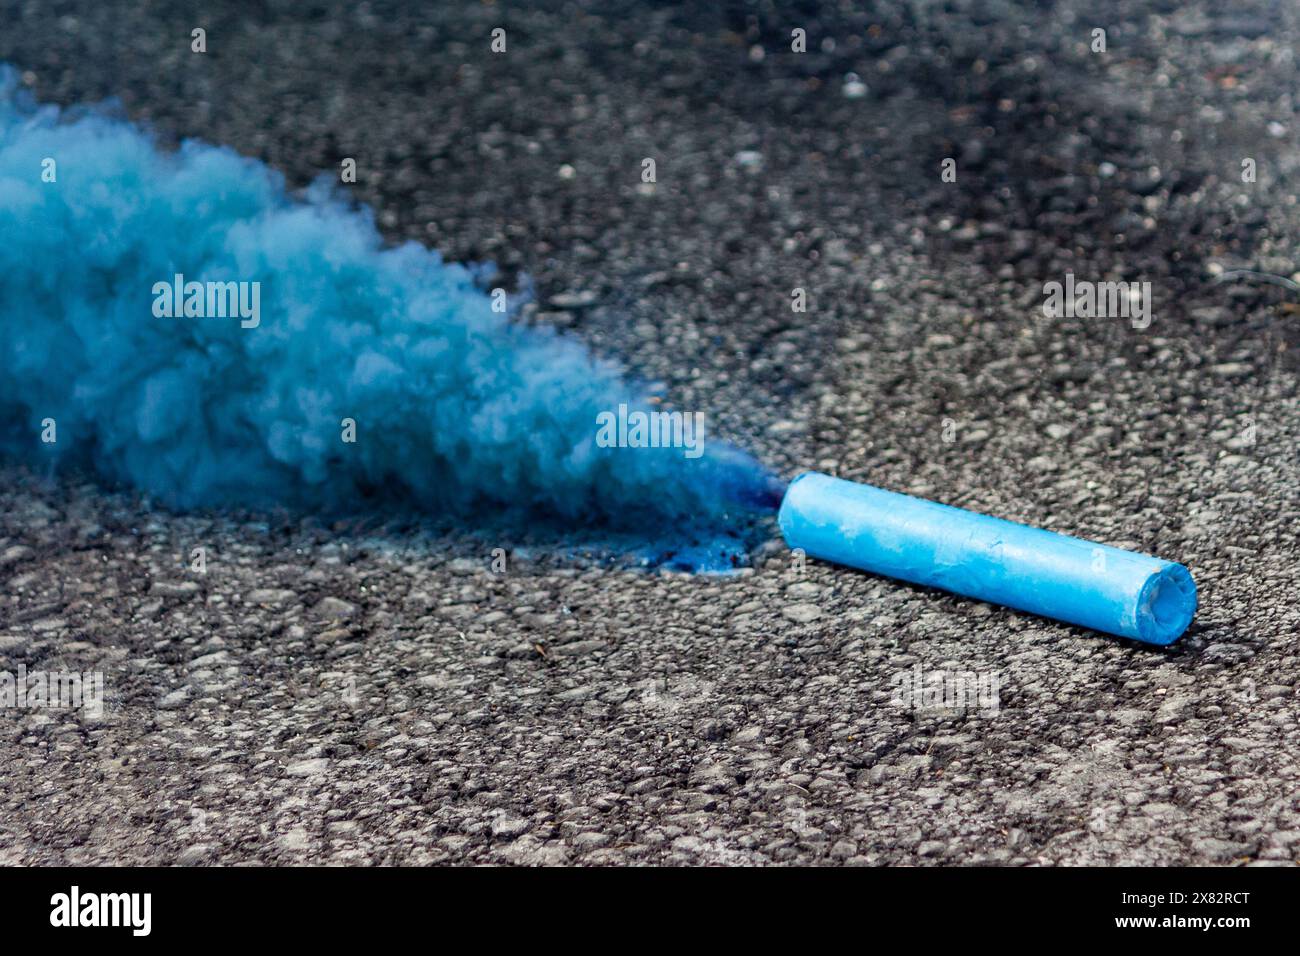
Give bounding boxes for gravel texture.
[1,0,1298,865]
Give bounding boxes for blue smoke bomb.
[778,472,1197,644]
[0,67,781,548]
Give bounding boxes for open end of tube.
[1137,563,1197,645]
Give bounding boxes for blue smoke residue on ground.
[0,69,781,560]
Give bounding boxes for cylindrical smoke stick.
[778,472,1196,645]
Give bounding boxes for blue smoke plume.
[0,69,781,551]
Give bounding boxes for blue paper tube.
[777,472,1197,645]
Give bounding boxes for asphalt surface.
[1,0,1298,865]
